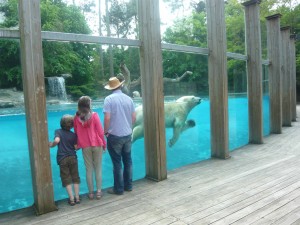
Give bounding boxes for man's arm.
[104,112,111,135]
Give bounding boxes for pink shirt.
[74,112,106,149]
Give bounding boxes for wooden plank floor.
[1,108,300,225]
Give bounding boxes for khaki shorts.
[59,156,80,187]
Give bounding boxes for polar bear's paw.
[186,119,196,128]
[168,139,175,148]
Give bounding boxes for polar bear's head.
[176,96,201,105]
[132,91,140,98]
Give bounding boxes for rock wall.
[0,88,24,108]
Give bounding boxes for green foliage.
[0,0,18,28]
[0,0,95,98]
[67,83,96,100]
[163,12,207,47]
[41,1,91,34]
[0,40,21,89]
[225,0,245,54]
[161,10,208,93]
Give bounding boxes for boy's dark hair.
[60,115,74,130]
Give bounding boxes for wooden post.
[290,35,297,121]
[280,27,292,126]
[138,0,167,180]
[19,0,57,214]
[266,14,282,134]
[243,0,263,144]
[206,0,229,159]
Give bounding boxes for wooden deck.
[1,109,300,225]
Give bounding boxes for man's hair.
[60,114,74,130]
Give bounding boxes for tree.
[0,0,99,99]
[161,3,209,94]
[103,0,137,38]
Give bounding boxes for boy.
[49,114,80,206]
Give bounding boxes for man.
[103,77,136,195]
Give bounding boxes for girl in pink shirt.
[74,96,106,200]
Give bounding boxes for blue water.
[0,96,270,213]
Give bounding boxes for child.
[74,96,106,200]
[49,114,81,206]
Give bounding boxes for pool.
[0,95,270,213]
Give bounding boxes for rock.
[0,88,24,108]
[47,100,60,105]
[0,101,15,108]
[61,74,72,79]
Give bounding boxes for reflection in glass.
[263,64,270,136]
[161,51,211,169]
[228,59,249,150]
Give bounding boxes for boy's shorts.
[59,156,80,187]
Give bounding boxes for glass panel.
[0,40,143,213]
[0,113,33,213]
[263,64,270,136]
[160,0,207,47]
[261,19,268,60]
[0,39,34,213]
[44,43,144,201]
[228,59,249,150]
[41,1,94,34]
[0,1,19,29]
[225,0,245,55]
[162,51,210,170]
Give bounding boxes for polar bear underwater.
[132,96,202,147]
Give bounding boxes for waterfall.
[47,77,68,101]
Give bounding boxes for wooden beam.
[2,29,269,64]
[138,0,167,180]
[0,29,141,46]
[19,0,57,215]
[266,14,282,134]
[243,0,263,144]
[161,43,209,55]
[280,27,292,126]
[206,0,229,159]
[290,35,297,121]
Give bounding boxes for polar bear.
[132,96,201,147]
